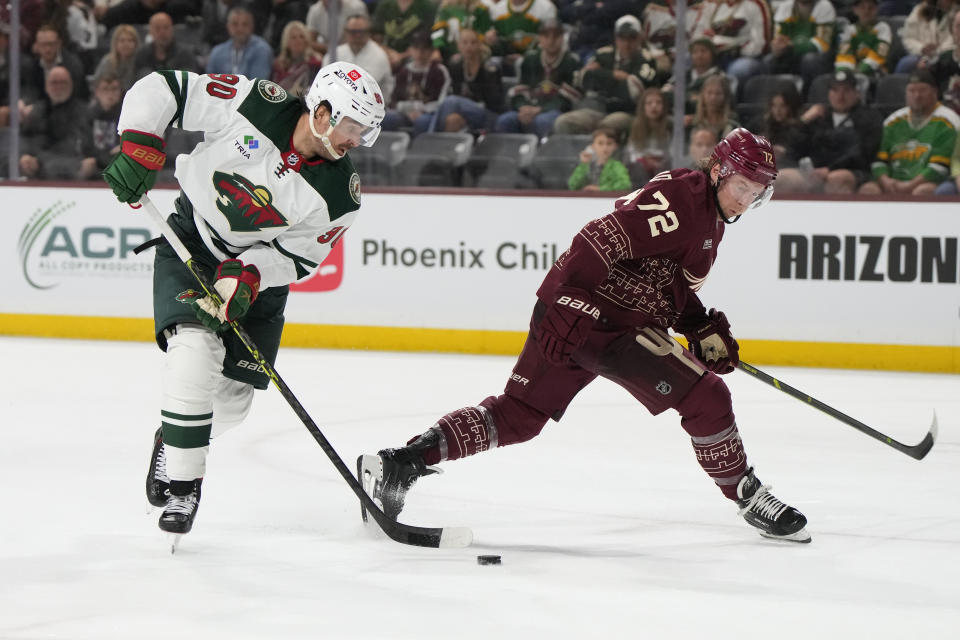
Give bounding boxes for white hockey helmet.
[305,61,385,159]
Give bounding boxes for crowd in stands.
[3,0,960,195]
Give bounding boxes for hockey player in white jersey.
[103,62,385,542]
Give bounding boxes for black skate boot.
[736,468,811,543]
[357,430,442,522]
[146,427,169,508]
[159,479,202,535]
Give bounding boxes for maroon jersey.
[537,168,722,329]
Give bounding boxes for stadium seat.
[349,131,410,186]
[874,73,910,116]
[394,132,474,187]
[463,133,538,189]
[529,134,592,190]
[740,74,803,105]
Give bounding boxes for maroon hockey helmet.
[710,128,778,210]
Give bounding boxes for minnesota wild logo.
[213,171,289,232]
[176,289,203,303]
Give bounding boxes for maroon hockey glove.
[535,286,600,365]
[684,308,739,374]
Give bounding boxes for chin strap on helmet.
[309,105,343,160]
[709,176,742,224]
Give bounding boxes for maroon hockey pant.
[414,313,747,501]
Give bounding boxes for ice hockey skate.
[357,445,441,523]
[145,427,169,509]
[736,468,811,543]
[159,480,202,553]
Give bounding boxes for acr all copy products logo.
[18,200,154,289]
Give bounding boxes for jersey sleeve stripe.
[159,70,189,129]
[271,239,319,280]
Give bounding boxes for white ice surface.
[0,336,957,640]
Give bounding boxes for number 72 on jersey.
[621,183,680,238]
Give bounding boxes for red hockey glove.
[683,308,739,374]
[192,259,261,330]
[102,130,166,204]
[535,286,600,365]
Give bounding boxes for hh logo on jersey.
[213,171,289,232]
[290,239,344,293]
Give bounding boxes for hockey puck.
[477,555,501,565]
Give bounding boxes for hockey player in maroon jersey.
[358,128,811,543]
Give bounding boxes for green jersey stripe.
[162,422,212,449]
[159,70,189,129]
[272,238,318,280]
[161,409,214,421]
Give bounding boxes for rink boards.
[2,185,958,372]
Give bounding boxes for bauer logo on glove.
[102,130,167,204]
[191,259,261,330]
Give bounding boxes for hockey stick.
[135,195,472,548]
[737,361,937,460]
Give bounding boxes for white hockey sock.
[161,325,224,481]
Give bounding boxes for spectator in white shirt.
[323,14,394,103]
[307,0,369,55]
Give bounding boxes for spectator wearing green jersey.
[484,0,557,74]
[767,0,837,94]
[494,18,581,138]
[553,15,666,137]
[860,69,960,195]
[372,0,438,71]
[834,0,892,77]
[431,0,493,62]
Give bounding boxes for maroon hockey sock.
[415,395,550,464]
[412,405,496,464]
[676,375,747,500]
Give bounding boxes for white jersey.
[118,70,363,289]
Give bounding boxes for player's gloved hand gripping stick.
[683,308,739,374]
[133,195,473,548]
[103,130,166,203]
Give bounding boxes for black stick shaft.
[737,361,936,460]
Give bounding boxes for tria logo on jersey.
[213,171,289,232]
